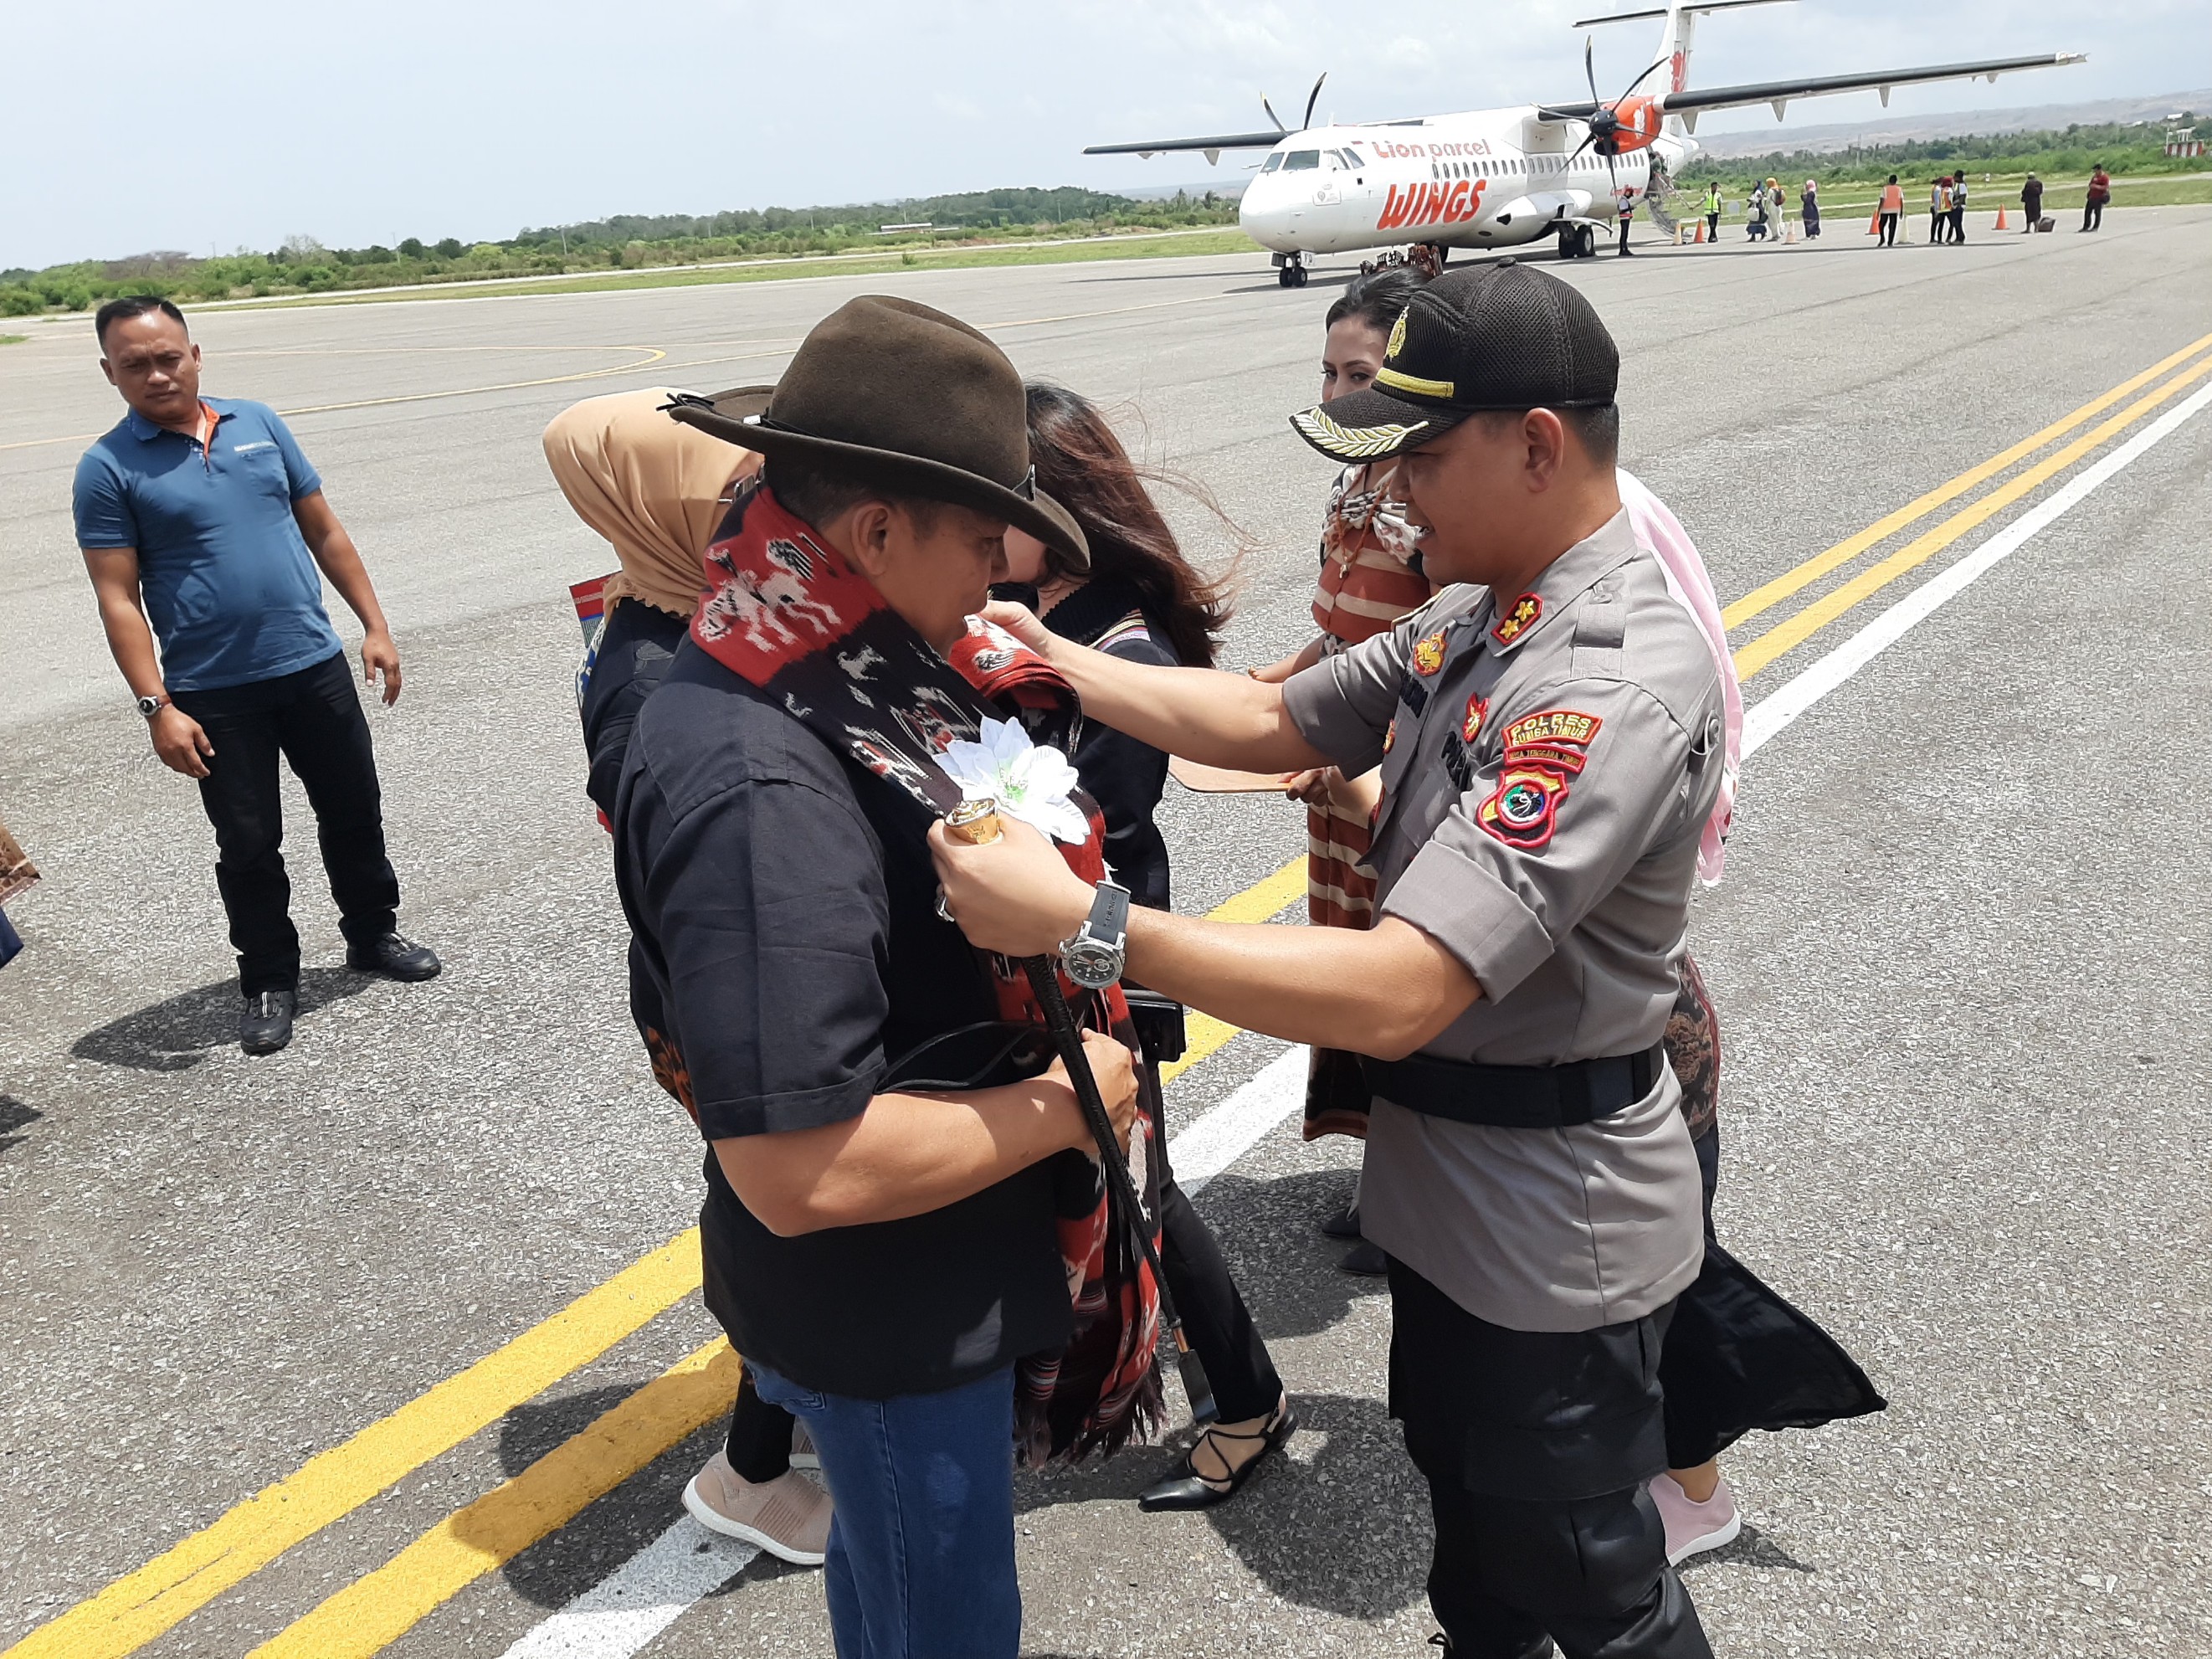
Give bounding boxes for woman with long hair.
[997,382,1295,1512]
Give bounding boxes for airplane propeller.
[1561,36,1672,190]
[1261,73,1329,135]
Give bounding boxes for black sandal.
[1137,1399,1296,1512]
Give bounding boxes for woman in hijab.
[543,387,760,817]
[542,390,837,1568]
[1801,177,1822,239]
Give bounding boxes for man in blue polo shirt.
[74,296,439,1055]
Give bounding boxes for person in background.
[1250,265,1438,1276]
[542,388,836,1569]
[2082,163,2110,231]
[1746,183,1768,242]
[1879,174,1904,247]
[1930,176,1952,245]
[996,382,1295,1512]
[1702,181,1722,241]
[1949,172,1969,244]
[0,814,34,972]
[1800,177,1821,239]
[1764,177,1786,239]
[2022,171,2045,231]
[74,297,439,1058]
[1616,183,1638,256]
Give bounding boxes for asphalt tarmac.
[3,205,2208,1659]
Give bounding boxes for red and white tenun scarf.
[689,480,1163,1464]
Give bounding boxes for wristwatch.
[136,693,170,720]
[1058,881,1131,991]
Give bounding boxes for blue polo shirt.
[73,398,343,692]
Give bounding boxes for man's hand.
[927,815,1094,959]
[150,706,214,778]
[362,630,402,706]
[1046,1030,1140,1158]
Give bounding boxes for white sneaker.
[1650,1472,1742,1565]
[790,1422,820,1471]
[683,1450,832,1565]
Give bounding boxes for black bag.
[1660,1239,1887,1468]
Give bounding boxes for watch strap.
[1084,881,1131,948]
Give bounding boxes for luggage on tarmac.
[2036,217,2055,233]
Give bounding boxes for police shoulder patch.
[1412,630,1449,676]
[1502,708,1603,749]
[1462,694,1488,743]
[1476,763,1568,850]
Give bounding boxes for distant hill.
[1691,89,2212,158]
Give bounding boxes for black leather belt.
[1361,1043,1665,1129]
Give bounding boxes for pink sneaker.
[1650,1472,1741,1565]
[682,1450,833,1565]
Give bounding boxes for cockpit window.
[1261,153,1286,172]
[1283,150,1321,170]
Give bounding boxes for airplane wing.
[1082,131,1286,157]
[1538,52,2084,126]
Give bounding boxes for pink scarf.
[1619,470,1741,885]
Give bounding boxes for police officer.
[932,261,1718,1658]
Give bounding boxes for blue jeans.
[750,1362,1019,1659]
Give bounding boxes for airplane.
[1084,0,2084,285]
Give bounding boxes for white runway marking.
[1742,380,2212,757]
[492,1044,1311,1659]
[495,1521,757,1658]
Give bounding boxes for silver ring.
[935,888,955,923]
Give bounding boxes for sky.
[9,0,2201,271]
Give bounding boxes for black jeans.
[2082,200,2103,230]
[1950,206,1967,242]
[1390,1261,1710,1659]
[1879,212,1898,246]
[171,650,399,994]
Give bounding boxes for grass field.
[0,334,26,346]
[1705,172,2212,216]
[228,228,1265,311]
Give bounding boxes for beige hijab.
[542,388,759,619]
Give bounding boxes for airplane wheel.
[1277,266,1294,288]
[1575,225,1597,259]
[1292,264,1311,288]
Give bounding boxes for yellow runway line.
[2,1231,705,1659]
[1733,352,2212,681]
[1721,329,2212,632]
[244,1343,740,1659]
[1161,856,1308,1086]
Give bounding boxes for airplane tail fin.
[1573,0,1795,131]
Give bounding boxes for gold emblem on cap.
[1291,405,1432,461]
[1386,307,1409,361]
[1375,364,1456,399]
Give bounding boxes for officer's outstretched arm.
[981,600,1330,774]
[929,818,1478,1060]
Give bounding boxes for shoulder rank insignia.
[1411,629,1448,676]
[1475,706,1604,851]
[1490,593,1542,647]
[1462,695,1488,743]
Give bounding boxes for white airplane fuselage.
[1238,110,1695,256]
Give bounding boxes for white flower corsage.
[940,717,1091,845]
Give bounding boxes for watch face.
[1062,939,1123,990]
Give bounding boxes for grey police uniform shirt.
[1281,510,1722,1333]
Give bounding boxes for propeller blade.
[1570,131,1598,161]
[1584,34,1599,105]
[1604,148,1619,192]
[1262,94,1286,132]
[1303,72,1328,131]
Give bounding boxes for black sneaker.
[1340,1240,1388,1276]
[346,932,441,982]
[240,989,296,1055]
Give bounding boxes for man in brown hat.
[613,295,1139,1659]
[934,261,1720,1657]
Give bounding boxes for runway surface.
[3,206,2209,1659]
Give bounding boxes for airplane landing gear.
[1275,254,1311,288]
[1556,223,1599,260]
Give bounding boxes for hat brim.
[667,389,1090,573]
[1288,386,1470,464]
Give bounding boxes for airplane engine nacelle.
[1604,96,1664,153]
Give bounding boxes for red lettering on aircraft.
[1376,177,1486,231]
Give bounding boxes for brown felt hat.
[666,295,1088,569]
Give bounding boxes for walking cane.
[942,798,1218,1426]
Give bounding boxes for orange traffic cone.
[1995,207,2009,229]
[1867,211,1881,234]
[1695,218,1706,244]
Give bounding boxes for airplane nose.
[1239,180,1298,251]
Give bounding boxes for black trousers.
[2082,200,2103,230]
[1389,1261,1711,1659]
[1703,213,1718,239]
[1879,212,1899,247]
[726,1064,1286,1478]
[170,650,399,994]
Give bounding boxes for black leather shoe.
[346,932,441,982]
[1340,1239,1388,1276]
[1319,1201,1363,1240]
[240,989,296,1055]
[1137,1401,1296,1513]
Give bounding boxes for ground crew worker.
[1617,186,1637,256]
[1878,174,1904,246]
[934,260,1718,1658]
[1949,173,1969,243]
[1701,182,1722,241]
